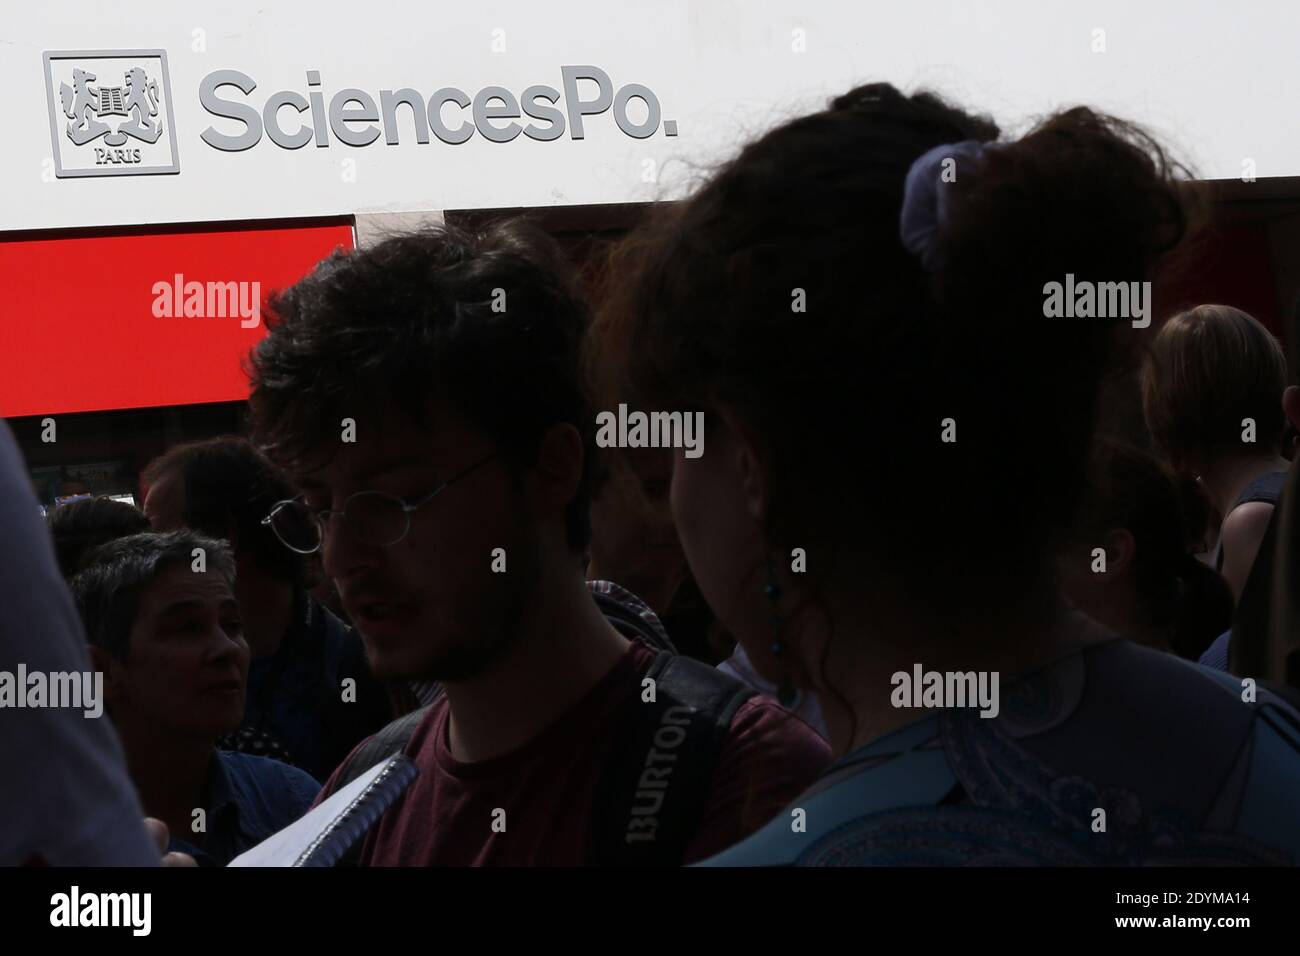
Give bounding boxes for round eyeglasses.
[261,453,497,554]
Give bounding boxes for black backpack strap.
[591,651,756,866]
[321,704,432,800]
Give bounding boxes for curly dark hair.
[590,81,1197,611]
[247,219,596,552]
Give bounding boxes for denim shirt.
[167,751,320,866]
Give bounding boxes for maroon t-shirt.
[322,641,832,865]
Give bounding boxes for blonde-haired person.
[1141,305,1289,606]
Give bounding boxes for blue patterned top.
[698,639,1300,866]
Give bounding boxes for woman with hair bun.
[591,83,1300,865]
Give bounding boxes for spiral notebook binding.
[293,754,418,867]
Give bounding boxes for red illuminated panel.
[0,221,354,417]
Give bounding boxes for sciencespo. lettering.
[199,64,676,150]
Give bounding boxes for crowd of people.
[5,81,1300,867]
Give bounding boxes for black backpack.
[319,650,755,866]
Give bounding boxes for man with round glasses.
[246,221,830,865]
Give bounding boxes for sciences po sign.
[44,50,677,178]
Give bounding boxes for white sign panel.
[3,1,1299,232]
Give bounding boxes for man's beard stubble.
[414,525,544,684]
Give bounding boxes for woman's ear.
[1102,528,1137,578]
[715,407,770,524]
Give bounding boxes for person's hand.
[144,817,197,867]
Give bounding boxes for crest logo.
[43,50,180,177]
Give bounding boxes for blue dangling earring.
[764,557,798,708]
